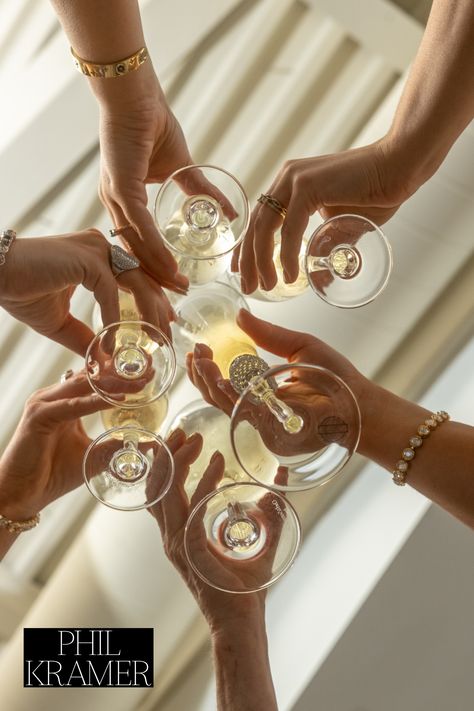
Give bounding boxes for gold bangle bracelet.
[0,512,40,533]
[392,410,450,486]
[70,46,149,79]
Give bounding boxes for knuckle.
[24,397,43,421]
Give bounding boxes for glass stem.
[249,377,304,434]
[306,255,332,273]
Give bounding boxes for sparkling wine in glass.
[172,281,255,373]
[154,165,249,287]
[246,214,392,308]
[83,321,176,510]
[184,482,301,593]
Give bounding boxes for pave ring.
[110,244,140,277]
[257,193,287,219]
[109,223,132,237]
[60,369,74,383]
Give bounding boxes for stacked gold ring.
[257,193,287,219]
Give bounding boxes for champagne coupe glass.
[83,320,176,510]
[154,164,250,287]
[92,291,169,435]
[171,281,254,372]
[246,214,392,308]
[228,361,361,491]
[184,481,301,593]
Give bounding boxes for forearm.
[0,530,20,561]
[386,0,474,193]
[358,382,474,528]
[212,615,278,711]
[49,0,161,107]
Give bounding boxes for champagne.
[200,320,257,378]
[101,397,169,441]
[163,196,236,285]
[250,240,308,302]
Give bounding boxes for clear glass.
[92,289,140,332]
[154,165,249,286]
[83,427,174,511]
[184,482,300,593]
[101,396,169,439]
[172,282,255,373]
[230,363,361,491]
[244,214,392,308]
[166,400,249,498]
[85,321,176,408]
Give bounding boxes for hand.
[98,70,192,295]
[150,430,272,629]
[0,230,174,354]
[186,310,369,454]
[0,372,107,520]
[234,139,409,293]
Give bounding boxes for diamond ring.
[110,245,140,277]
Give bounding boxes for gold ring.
[109,224,132,237]
[257,193,287,219]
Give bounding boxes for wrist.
[210,605,267,643]
[91,59,163,112]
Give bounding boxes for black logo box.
[24,628,153,688]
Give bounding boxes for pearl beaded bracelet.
[392,410,450,486]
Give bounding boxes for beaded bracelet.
[392,410,450,486]
[0,229,16,266]
[0,512,40,533]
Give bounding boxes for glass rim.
[184,481,301,594]
[229,361,362,490]
[85,320,176,408]
[304,213,393,308]
[83,426,175,511]
[153,163,250,260]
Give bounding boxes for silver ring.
[60,369,74,383]
[109,223,132,237]
[110,244,140,277]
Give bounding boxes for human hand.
[0,229,174,354]
[97,67,192,294]
[235,139,408,293]
[150,430,278,629]
[0,372,108,520]
[186,310,368,456]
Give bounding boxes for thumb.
[236,309,314,360]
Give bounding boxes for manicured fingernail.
[194,359,203,375]
[168,429,182,442]
[186,432,201,445]
[283,269,290,283]
[217,380,229,392]
[210,450,221,463]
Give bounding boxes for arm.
[49,0,191,293]
[213,617,278,711]
[359,384,474,529]
[387,0,474,194]
[238,0,474,292]
[150,432,278,711]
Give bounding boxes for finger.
[237,309,314,360]
[187,350,219,408]
[161,433,203,537]
[119,270,171,338]
[253,205,282,291]
[90,268,121,330]
[107,192,189,294]
[194,358,236,416]
[43,314,95,357]
[149,428,187,530]
[230,242,241,273]
[34,371,91,403]
[239,214,259,294]
[36,392,108,425]
[189,450,225,510]
[280,194,310,283]
[175,167,238,221]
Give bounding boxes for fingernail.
[186,432,201,445]
[168,429,182,442]
[217,380,228,392]
[194,359,203,375]
[210,450,221,463]
[241,279,248,294]
[283,269,290,283]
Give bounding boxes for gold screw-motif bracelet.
[70,46,149,79]
[392,411,450,486]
